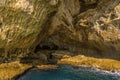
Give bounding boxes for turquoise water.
[18,65,120,80]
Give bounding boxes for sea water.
[18,65,120,80]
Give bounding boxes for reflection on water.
[18,65,120,80]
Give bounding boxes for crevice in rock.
[80,0,99,13]
[0,22,2,27]
[34,43,59,53]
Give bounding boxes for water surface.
[18,65,120,80]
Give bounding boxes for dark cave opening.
[34,43,59,53]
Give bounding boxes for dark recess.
[34,43,59,53]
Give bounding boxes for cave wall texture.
[0,0,120,63]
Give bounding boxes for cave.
[34,43,59,53]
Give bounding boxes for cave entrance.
[34,43,59,53]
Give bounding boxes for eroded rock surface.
[0,0,120,63]
[40,0,120,54]
[0,0,59,62]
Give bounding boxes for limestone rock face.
[0,0,59,62]
[40,0,120,53]
[85,0,120,52]
[0,0,120,63]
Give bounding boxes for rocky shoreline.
[75,65,120,77]
[58,53,120,72]
[13,64,120,80]
[12,64,58,80]
[0,61,32,80]
[0,50,120,80]
[13,63,120,80]
[12,67,34,80]
[12,65,62,80]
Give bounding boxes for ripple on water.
[18,65,120,80]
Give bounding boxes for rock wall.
[40,0,120,54]
[0,0,120,63]
[0,0,59,62]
